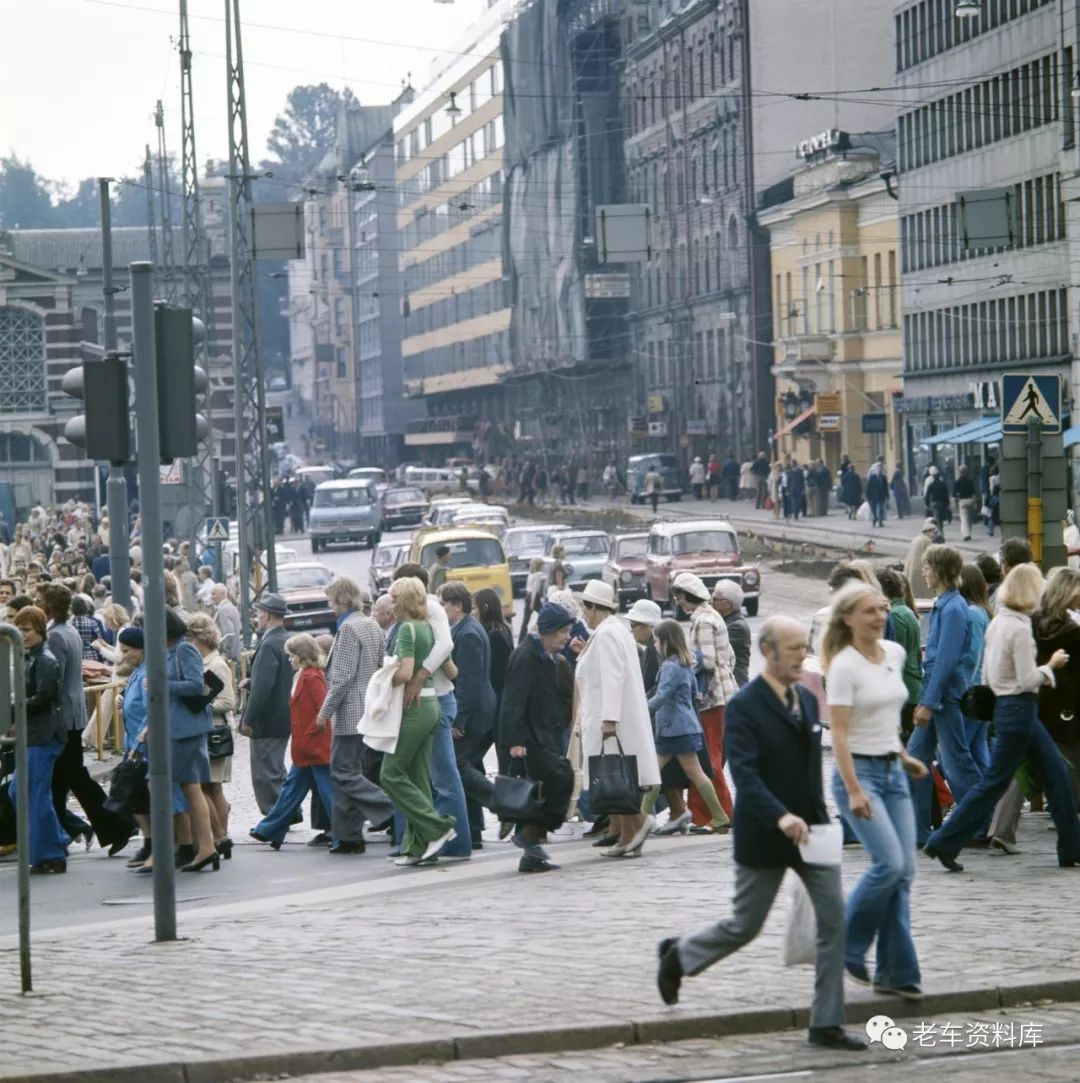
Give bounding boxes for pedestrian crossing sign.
[1001,373,1061,434]
[206,516,230,542]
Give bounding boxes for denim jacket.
[647,659,703,739]
[920,589,972,709]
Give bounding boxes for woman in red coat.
[249,634,335,849]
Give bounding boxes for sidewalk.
[2,812,1078,1082]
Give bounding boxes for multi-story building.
[894,0,1076,480]
[0,223,235,511]
[394,0,516,463]
[759,133,902,476]
[351,129,422,467]
[621,0,894,465]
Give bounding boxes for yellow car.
[407,526,513,614]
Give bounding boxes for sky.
[3,0,490,193]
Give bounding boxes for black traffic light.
[61,356,132,464]
[155,304,198,462]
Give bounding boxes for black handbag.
[104,751,146,815]
[587,734,641,815]
[493,758,544,823]
[207,722,234,760]
[181,667,225,713]
[961,684,997,722]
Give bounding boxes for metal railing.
[0,624,31,992]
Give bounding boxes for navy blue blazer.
[451,614,497,738]
[723,675,830,869]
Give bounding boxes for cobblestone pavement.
[1,807,1079,1080]
[286,1003,1080,1083]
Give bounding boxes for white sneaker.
[421,827,457,863]
[394,854,422,867]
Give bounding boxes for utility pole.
[179,0,218,553]
[99,179,131,612]
[155,101,179,304]
[130,262,177,942]
[226,0,277,644]
[143,146,159,280]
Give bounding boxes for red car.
[644,520,761,616]
[602,532,649,612]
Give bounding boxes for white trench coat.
[575,615,661,787]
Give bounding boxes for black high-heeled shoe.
[173,844,196,869]
[923,844,963,872]
[216,838,234,860]
[181,852,220,872]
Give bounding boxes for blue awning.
[1064,423,1080,449]
[922,416,998,445]
[971,418,1003,444]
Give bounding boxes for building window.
[0,307,47,414]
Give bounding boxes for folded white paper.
[798,822,843,866]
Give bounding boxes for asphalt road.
[0,521,829,935]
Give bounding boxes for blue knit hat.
[536,603,574,635]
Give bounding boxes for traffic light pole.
[99,179,131,613]
[130,261,177,943]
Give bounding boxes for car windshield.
[671,530,737,555]
[384,488,425,506]
[313,486,373,508]
[420,538,504,569]
[616,537,648,559]
[375,544,408,565]
[560,534,609,556]
[506,530,549,555]
[276,565,333,591]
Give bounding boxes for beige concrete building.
[757,134,902,477]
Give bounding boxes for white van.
[403,466,465,496]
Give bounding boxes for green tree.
[264,83,358,185]
[0,154,56,228]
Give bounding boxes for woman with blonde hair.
[383,577,458,866]
[925,564,1080,871]
[823,582,928,999]
[185,613,237,858]
[249,633,333,850]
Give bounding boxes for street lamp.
[955,0,980,17]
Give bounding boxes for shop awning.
[922,416,998,446]
[971,418,1003,444]
[774,403,816,438]
[1064,423,1080,449]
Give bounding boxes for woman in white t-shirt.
[823,582,929,1002]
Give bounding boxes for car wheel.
[744,598,759,617]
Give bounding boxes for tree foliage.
[0,154,56,229]
[263,83,358,185]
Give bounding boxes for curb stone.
[11,978,1080,1083]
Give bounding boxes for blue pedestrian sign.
[205,516,231,542]
[1001,373,1061,434]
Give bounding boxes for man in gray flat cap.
[240,594,294,814]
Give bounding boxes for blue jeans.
[832,757,920,988]
[870,499,886,526]
[907,695,983,844]
[927,695,1080,863]
[393,692,471,857]
[10,738,69,866]
[964,717,990,774]
[254,763,334,846]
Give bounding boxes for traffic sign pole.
[1027,416,1043,565]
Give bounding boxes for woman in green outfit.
[385,576,458,867]
[876,567,924,741]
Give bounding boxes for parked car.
[368,539,411,598]
[602,532,650,611]
[425,499,482,528]
[504,524,572,596]
[643,519,761,616]
[260,561,336,634]
[627,453,683,504]
[380,486,429,531]
[308,479,382,552]
[451,504,510,538]
[543,529,611,590]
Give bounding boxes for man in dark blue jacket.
[656,616,866,1053]
[441,581,497,847]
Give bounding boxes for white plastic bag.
[855,500,871,522]
[782,877,816,967]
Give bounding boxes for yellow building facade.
[758,137,902,478]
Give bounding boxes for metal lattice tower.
[143,146,159,275]
[226,0,277,638]
[155,100,179,304]
[179,0,219,530]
